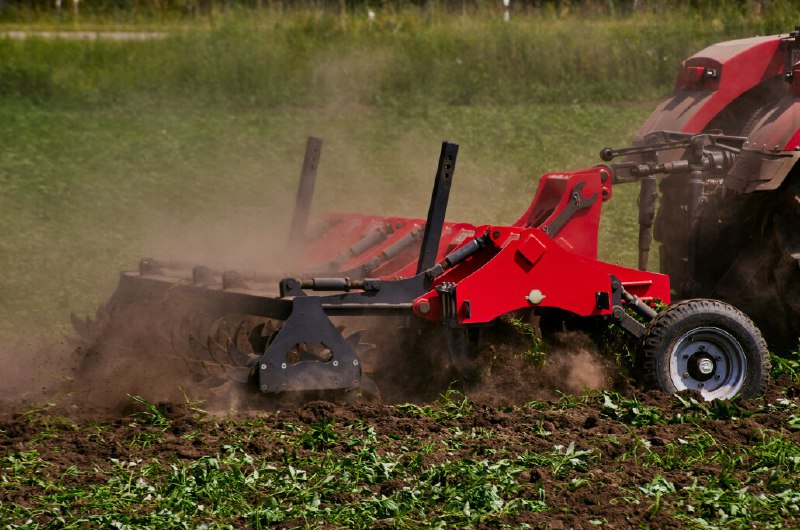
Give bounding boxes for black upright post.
[288,136,323,245]
[416,141,459,274]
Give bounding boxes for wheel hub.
[669,326,746,400]
[687,353,716,381]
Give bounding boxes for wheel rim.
[668,326,746,400]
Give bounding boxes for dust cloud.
[0,302,620,417]
[466,321,614,406]
[0,44,601,416]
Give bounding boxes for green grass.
[0,4,798,335]
[0,96,651,337]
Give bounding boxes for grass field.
[0,99,654,335]
[4,3,800,527]
[2,3,797,337]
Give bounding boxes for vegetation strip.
[4,378,800,528]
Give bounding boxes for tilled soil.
[3,316,800,527]
[3,377,800,528]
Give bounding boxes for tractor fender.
[636,35,784,139]
[725,94,800,192]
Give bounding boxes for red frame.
[291,164,670,325]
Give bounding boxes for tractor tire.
[672,173,800,353]
[770,175,800,348]
[636,299,769,400]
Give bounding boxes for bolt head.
[261,364,267,370]
[332,360,339,367]
[526,289,546,305]
[281,362,287,369]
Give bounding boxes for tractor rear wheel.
[769,175,800,348]
[636,299,769,400]
[677,174,800,353]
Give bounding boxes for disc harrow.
[73,135,771,402]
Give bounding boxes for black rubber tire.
[636,299,769,400]
[770,175,800,348]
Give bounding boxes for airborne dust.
[0,48,615,416]
[0,179,614,417]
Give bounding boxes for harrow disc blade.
[248,322,269,353]
[221,364,255,385]
[345,331,362,349]
[227,342,261,369]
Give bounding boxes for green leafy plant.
[601,391,666,426]
[508,316,546,366]
[771,344,800,381]
[129,395,171,428]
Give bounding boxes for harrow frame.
[107,139,673,396]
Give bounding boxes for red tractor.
[76,27,800,404]
[631,27,800,353]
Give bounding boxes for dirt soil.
[3,313,800,528]
[3,381,800,528]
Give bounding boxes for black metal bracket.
[257,296,361,392]
[608,275,647,339]
[436,281,458,327]
[417,141,459,274]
